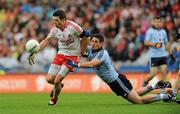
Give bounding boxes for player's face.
[91,37,103,50]
[153,19,162,28]
[53,16,65,28]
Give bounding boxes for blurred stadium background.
[0,0,179,114]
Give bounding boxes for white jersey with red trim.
[47,20,83,56]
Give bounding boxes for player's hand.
[27,53,36,65]
[155,42,162,48]
[67,60,79,67]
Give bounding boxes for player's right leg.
[143,67,158,87]
[107,73,173,104]
[47,64,61,97]
[47,64,61,84]
[48,65,70,105]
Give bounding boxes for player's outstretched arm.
[67,58,102,68]
[27,37,51,65]
[38,37,51,52]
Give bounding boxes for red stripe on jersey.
[67,20,83,33]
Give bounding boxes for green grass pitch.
[0,93,179,114]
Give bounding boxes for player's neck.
[59,21,67,31]
[92,47,103,53]
[59,25,65,31]
[152,26,161,30]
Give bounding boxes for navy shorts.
[150,57,167,67]
[107,73,133,98]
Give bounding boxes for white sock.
[151,83,156,89]
[156,93,169,100]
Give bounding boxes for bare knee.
[54,80,61,86]
[46,76,55,84]
[127,90,144,104]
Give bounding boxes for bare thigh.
[54,65,70,85]
[126,89,143,104]
[47,64,61,84]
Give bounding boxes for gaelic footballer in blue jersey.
[67,33,179,104]
[143,16,169,87]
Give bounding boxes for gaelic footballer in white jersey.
[47,20,83,56]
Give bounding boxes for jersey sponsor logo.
[59,34,75,45]
[60,38,75,45]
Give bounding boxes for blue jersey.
[87,46,118,83]
[145,27,168,58]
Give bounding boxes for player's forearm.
[78,61,96,68]
[144,40,155,47]
[38,38,50,52]
[78,59,101,68]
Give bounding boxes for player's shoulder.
[50,26,59,33]
[146,27,154,33]
[66,20,83,32]
[160,29,167,34]
[66,20,79,28]
[67,20,77,25]
[100,49,109,56]
[104,49,109,55]
[98,49,110,60]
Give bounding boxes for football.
[25,39,40,53]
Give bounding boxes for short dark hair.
[91,33,104,43]
[154,16,161,20]
[53,10,66,20]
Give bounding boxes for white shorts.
[48,64,69,77]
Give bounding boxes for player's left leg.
[50,83,64,98]
[137,80,172,96]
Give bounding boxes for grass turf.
[0,93,179,114]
